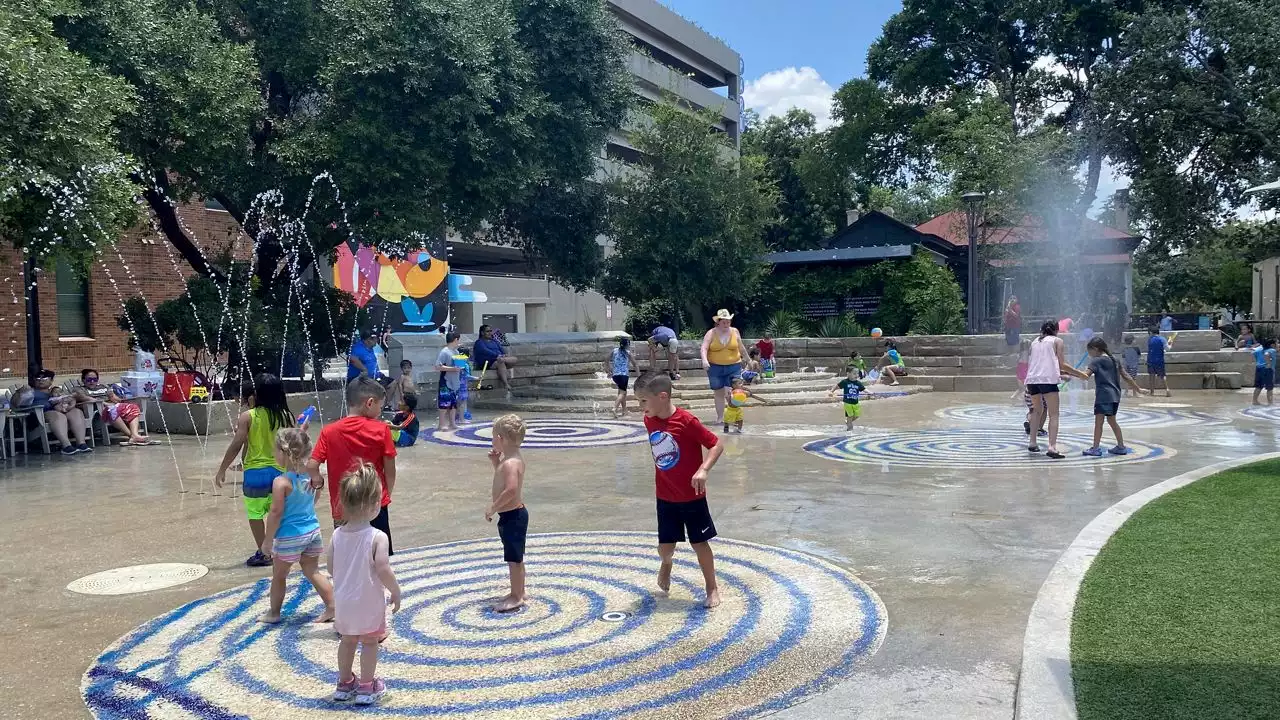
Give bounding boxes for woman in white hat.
[700,309,751,423]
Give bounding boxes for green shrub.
[816,312,867,338]
[764,310,804,338]
[910,302,964,335]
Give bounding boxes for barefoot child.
[1253,338,1277,406]
[1078,337,1146,456]
[389,394,419,447]
[722,376,767,433]
[309,377,398,554]
[606,337,636,418]
[214,374,295,567]
[741,348,762,384]
[485,414,528,613]
[756,334,776,378]
[102,384,151,445]
[828,366,866,431]
[1146,326,1171,397]
[1009,339,1030,402]
[435,331,463,431]
[1121,335,1142,398]
[259,428,335,624]
[637,374,725,608]
[329,463,401,706]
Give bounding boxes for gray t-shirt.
[437,346,460,391]
[1090,354,1122,405]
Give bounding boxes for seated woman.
[14,369,91,455]
[875,340,909,386]
[472,324,518,394]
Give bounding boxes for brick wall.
[0,203,249,380]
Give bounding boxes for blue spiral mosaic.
[83,532,887,719]
[936,403,1227,429]
[423,419,648,449]
[804,428,1172,469]
[1241,405,1280,423]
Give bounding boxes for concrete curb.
[1013,451,1280,720]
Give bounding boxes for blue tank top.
[611,348,630,377]
[277,471,320,538]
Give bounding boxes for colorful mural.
[331,237,487,333]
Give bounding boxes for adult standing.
[347,330,381,381]
[473,324,518,396]
[700,309,750,423]
[1003,296,1022,348]
[1025,321,1087,459]
[647,325,680,379]
[1159,312,1174,333]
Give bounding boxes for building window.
[55,261,91,338]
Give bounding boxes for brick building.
[1,202,247,379]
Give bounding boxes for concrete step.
[518,377,841,402]
[472,386,931,414]
[898,370,1242,392]
[531,371,836,390]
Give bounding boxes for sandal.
[1046,450,1065,459]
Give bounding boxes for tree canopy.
[47,0,633,285]
[602,102,778,330]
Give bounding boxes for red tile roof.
[914,211,1139,248]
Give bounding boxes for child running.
[637,374,725,608]
[607,337,636,418]
[259,428,335,624]
[215,374,295,567]
[1077,337,1147,456]
[828,365,866,431]
[1252,338,1276,406]
[1146,326,1171,397]
[389,394,419,447]
[485,414,528,613]
[309,377,398,554]
[1122,335,1142,398]
[329,463,401,706]
[721,376,766,434]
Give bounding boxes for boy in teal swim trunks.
[829,366,867,431]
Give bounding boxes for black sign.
[802,299,840,318]
[843,296,881,316]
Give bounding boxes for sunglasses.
[85,377,100,383]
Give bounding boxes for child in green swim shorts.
[215,374,296,567]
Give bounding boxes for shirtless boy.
[486,414,528,613]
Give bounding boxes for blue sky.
[665,0,903,127]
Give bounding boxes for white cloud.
[743,66,836,130]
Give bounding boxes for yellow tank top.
[243,407,286,471]
[707,329,742,366]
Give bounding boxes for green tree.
[742,108,850,251]
[0,0,138,269]
[52,0,632,286]
[602,103,778,330]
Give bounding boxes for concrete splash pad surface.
[2,391,1279,719]
[82,533,885,719]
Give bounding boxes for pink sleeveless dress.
[330,525,387,637]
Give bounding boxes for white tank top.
[1026,336,1062,385]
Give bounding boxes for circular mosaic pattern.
[83,532,886,720]
[424,420,648,449]
[1241,405,1280,422]
[935,403,1225,429]
[804,429,1172,469]
[67,564,209,596]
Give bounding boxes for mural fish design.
[331,237,487,333]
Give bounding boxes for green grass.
[1071,459,1280,720]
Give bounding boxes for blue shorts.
[707,363,741,390]
[1256,366,1275,390]
[395,431,417,447]
[242,467,277,499]
[1147,361,1166,378]
[1094,402,1119,417]
[437,383,456,409]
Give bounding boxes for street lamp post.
[962,192,986,335]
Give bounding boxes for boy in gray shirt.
[434,331,463,431]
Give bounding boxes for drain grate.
[67,563,209,596]
[599,611,631,622]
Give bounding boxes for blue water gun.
[296,405,317,426]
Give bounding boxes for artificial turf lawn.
[1071,458,1280,720]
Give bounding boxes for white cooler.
[120,371,164,399]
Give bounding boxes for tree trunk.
[135,172,227,283]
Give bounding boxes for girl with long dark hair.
[1025,321,1087,459]
[1077,337,1146,456]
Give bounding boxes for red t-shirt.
[644,407,719,503]
[755,339,775,360]
[312,415,396,521]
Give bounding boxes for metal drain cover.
[67,563,208,596]
[600,611,631,622]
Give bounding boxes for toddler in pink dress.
[326,462,401,706]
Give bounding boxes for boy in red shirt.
[307,377,399,554]
[755,334,776,378]
[636,373,725,608]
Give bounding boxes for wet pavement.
[3,390,1277,719]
